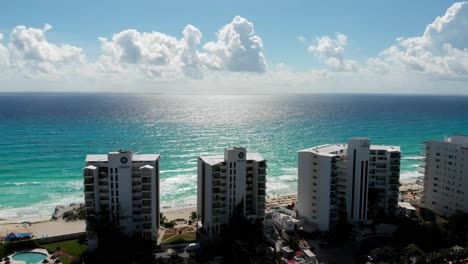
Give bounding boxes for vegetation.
[62,208,86,221]
[190,211,198,222]
[0,239,39,259]
[160,212,168,226]
[41,239,88,264]
[163,221,176,228]
[360,208,468,264]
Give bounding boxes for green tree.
[190,211,198,222]
[160,212,168,226]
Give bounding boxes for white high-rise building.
[197,147,267,236]
[83,151,160,249]
[421,135,468,216]
[297,138,401,231]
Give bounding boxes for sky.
[0,0,467,94]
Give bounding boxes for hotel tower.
[421,135,468,216]
[83,150,160,249]
[296,138,401,231]
[197,147,267,236]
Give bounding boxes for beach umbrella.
[42,259,49,263]
[54,259,61,263]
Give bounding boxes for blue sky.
[0,0,467,93]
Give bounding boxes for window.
[116,175,119,181]
[110,168,113,173]
[115,168,118,173]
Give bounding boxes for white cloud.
[298,36,306,43]
[0,34,10,67]
[5,24,85,75]
[201,16,267,72]
[97,16,266,79]
[308,33,358,72]
[374,2,468,79]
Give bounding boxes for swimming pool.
[12,252,48,263]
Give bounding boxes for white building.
[421,135,468,216]
[296,138,401,231]
[197,147,267,236]
[83,151,160,249]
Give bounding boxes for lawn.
[161,226,197,244]
[41,239,87,264]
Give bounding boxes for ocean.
[0,93,467,221]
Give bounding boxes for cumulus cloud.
[4,24,85,75]
[308,33,358,72]
[98,27,195,78]
[97,16,267,78]
[201,16,267,72]
[374,2,468,79]
[0,34,10,67]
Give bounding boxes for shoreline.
[1,180,421,226]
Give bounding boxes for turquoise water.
[12,252,47,263]
[0,93,467,220]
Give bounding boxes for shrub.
[77,209,86,220]
[164,221,175,228]
[2,240,39,257]
[63,211,78,221]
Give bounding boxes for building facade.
[197,147,267,236]
[296,138,401,231]
[421,135,468,216]
[83,151,160,249]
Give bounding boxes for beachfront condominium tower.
[421,135,468,216]
[197,147,267,236]
[296,138,401,231]
[83,150,160,249]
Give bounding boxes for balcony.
[85,194,95,200]
[84,178,94,185]
[84,186,94,193]
[258,169,266,175]
[84,171,94,177]
[142,177,151,184]
[258,183,266,189]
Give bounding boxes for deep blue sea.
[0,93,467,220]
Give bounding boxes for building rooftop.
[370,145,401,152]
[200,153,265,165]
[299,144,347,157]
[398,202,416,211]
[86,154,160,162]
[299,143,400,156]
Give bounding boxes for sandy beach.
[1,180,420,240]
[0,219,86,239]
[161,207,197,221]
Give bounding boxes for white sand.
[0,219,85,238]
[161,207,196,221]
